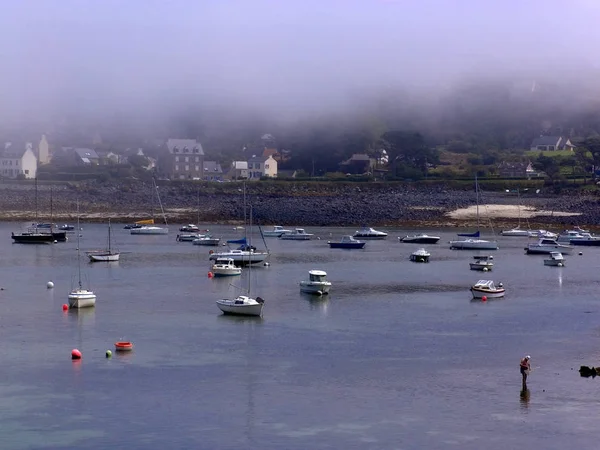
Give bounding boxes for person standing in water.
[520,355,531,389]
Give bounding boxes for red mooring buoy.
[71,349,82,360]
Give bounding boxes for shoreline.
[0,180,597,231]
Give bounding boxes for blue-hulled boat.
[328,235,366,249]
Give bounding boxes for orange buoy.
[62,304,69,311]
[71,349,82,360]
[208,271,214,278]
[115,341,133,352]
[482,296,487,302]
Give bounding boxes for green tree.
[533,154,561,183]
[380,131,439,177]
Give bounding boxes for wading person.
[520,355,531,389]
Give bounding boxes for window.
[185,156,189,162]
[193,149,198,153]
[248,163,253,169]
[175,164,179,171]
[195,165,199,171]
[185,165,189,171]
[24,170,29,174]
[265,164,269,170]
[195,157,199,162]
[175,156,179,162]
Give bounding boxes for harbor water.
[1,222,600,449]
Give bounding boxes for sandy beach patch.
[446,204,581,220]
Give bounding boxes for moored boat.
[328,235,365,249]
[353,226,387,239]
[409,248,430,263]
[176,233,201,242]
[544,252,566,267]
[470,280,505,299]
[280,228,313,240]
[216,295,265,316]
[469,255,493,271]
[211,258,242,277]
[450,238,498,250]
[193,235,221,246]
[526,238,573,255]
[299,270,332,295]
[399,234,440,244]
[262,225,292,237]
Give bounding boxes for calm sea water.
[1,222,600,449]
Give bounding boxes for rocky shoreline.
[1,180,598,230]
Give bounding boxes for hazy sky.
[1,0,599,126]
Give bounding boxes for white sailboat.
[450,177,498,250]
[501,189,530,236]
[68,204,96,309]
[216,206,265,317]
[87,219,120,262]
[131,178,169,235]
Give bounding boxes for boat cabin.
[308,270,328,283]
[548,252,564,260]
[472,280,502,291]
[215,258,235,266]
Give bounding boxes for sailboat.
[87,219,120,262]
[449,177,498,250]
[68,204,96,308]
[130,178,169,235]
[216,206,265,317]
[11,178,59,244]
[501,189,530,236]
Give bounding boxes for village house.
[0,142,38,179]
[161,138,204,180]
[202,161,224,181]
[229,161,249,180]
[530,136,575,151]
[247,155,277,180]
[339,153,376,175]
[497,161,537,178]
[74,148,100,165]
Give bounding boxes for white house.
[247,155,277,180]
[530,136,575,151]
[230,161,248,180]
[0,142,38,179]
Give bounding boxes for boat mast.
[76,201,82,289]
[154,177,168,227]
[248,205,252,295]
[35,177,38,229]
[108,218,112,252]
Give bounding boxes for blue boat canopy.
[457,231,480,237]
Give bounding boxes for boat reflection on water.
[301,293,330,316]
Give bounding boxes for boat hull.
[410,254,430,263]
[88,252,120,262]
[400,237,440,244]
[68,290,96,308]
[569,239,600,246]
[209,252,267,266]
[280,235,312,240]
[450,240,498,250]
[212,269,242,277]
[193,238,221,246]
[216,301,263,316]
[299,282,331,295]
[501,230,529,237]
[544,260,565,266]
[470,288,505,299]
[353,234,386,240]
[469,263,493,271]
[526,246,573,255]
[176,233,200,241]
[328,242,365,249]
[11,233,55,244]
[131,226,169,235]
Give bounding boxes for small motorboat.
[544,251,566,267]
[353,226,387,240]
[211,258,242,277]
[409,248,430,262]
[501,227,529,237]
[262,225,292,237]
[180,224,200,232]
[216,295,264,316]
[280,228,313,240]
[470,280,505,299]
[192,235,221,246]
[399,234,440,244]
[526,238,573,255]
[469,255,494,271]
[177,233,202,242]
[115,341,134,352]
[328,235,365,249]
[124,223,142,230]
[299,270,332,295]
[59,224,75,231]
